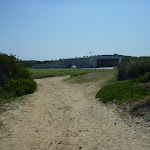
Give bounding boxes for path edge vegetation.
[96,57,150,121]
[0,53,37,108]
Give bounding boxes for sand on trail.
[0,75,150,150]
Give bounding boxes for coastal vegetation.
[96,57,150,120]
[0,53,37,99]
[1,53,150,120]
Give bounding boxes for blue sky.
[0,0,150,60]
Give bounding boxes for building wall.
[33,55,123,69]
[88,55,123,68]
[60,55,123,68]
[97,59,118,67]
[61,58,89,68]
[89,57,96,67]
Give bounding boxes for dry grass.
[130,97,150,118]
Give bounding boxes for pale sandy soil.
[0,75,150,150]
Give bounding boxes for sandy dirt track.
[0,76,150,150]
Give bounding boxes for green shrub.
[117,57,150,80]
[4,78,37,96]
[132,72,150,83]
[96,73,150,103]
[0,53,31,86]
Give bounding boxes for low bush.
[132,72,150,83]
[117,57,150,80]
[4,78,37,96]
[0,53,31,86]
[0,53,37,98]
[96,73,150,103]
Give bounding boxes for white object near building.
[71,65,77,69]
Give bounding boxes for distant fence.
[30,68,104,78]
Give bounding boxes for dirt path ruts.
[0,76,150,150]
